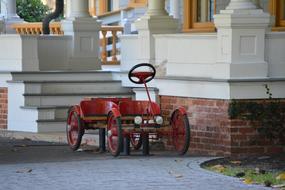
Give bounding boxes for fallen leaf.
[230,161,241,165]
[257,156,270,160]
[16,168,32,173]
[168,171,183,178]
[244,178,253,184]
[272,184,285,188]
[211,164,225,173]
[276,172,285,180]
[255,168,266,174]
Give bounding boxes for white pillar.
[61,0,102,70]
[2,0,19,19]
[214,0,270,79]
[133,0,179,71]
[66,0,71,18]
[69,0,90,18]
[146,0,168,16]
[226,0,256,10]
[1,0,23,33]
[169,0,180,19]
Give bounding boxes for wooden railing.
[100,26,123,65]
[11,23,123,65]
[12,22,63,35]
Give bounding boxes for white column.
[169,0,180,19]
[214,0,270,79]
[68,0,90,18]
[1,0,23,33]
[66,0,71,18]
[131,0,179,72]
[2,0,20,19]
[61,0,102,70]
[146,0,168,16]
[226,0,257,10]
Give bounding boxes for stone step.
[11,71,116,82]
[22,106,69,120]
[24,92,135,106]
[17,80,130,94]
[37,119,66,133]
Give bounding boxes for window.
[128,0,148,8]
[98,0,111,15]
[183,0,229,32]
[269,0,285,30]
[184,0,285,32]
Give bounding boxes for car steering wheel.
[128,63,156,84]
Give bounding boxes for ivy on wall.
[228,85,285,144]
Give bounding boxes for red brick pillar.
[0,87,8,129]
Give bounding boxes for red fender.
[176,106,187,115]
[110,108,121,118]
[170,106,187,124]
[67,105,81,123]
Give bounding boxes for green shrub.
[16,0,51,22]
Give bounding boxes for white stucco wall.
[0,35,39,71]
[155,33,217,78]
[38,35,72,71]
[265,32,285,78]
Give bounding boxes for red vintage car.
[66,63,190,157]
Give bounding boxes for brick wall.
[160,96,285,157]
[0,88,8,129]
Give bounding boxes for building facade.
[0,0,284,157]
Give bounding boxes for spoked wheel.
[171,109,190,155]
[107,112,123,157]
[66,107,85,151]
[130,133,142,150]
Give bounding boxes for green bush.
[16,0,51,22]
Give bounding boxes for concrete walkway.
[0,136,270,190]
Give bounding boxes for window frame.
[184,0,285,32]
[128,0,148,8]
[183,0,216,33]
[269,0,285,31]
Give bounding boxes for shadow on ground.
[0,137,200,165]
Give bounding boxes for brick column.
[0,88,7,129]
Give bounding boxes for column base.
[3,17,24,34]
[62,17,102,71]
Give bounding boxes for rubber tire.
[142,133,150,155]
[107,113,123,157]
[66,108,84,151]
[171,110,190,155]
[130,133,142,150]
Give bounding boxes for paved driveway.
[0,138,270,190]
